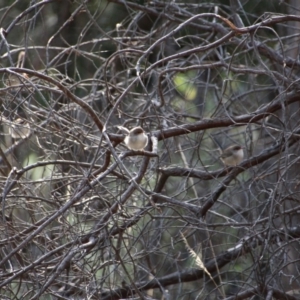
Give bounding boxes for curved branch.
[100,225,300,299]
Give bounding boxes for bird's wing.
[117,126,130,134]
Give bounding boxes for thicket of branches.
[1,0,300,299]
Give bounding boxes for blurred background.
[1,0,300,299]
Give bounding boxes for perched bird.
[117,126,148,151]
[210,135,244,167]
[220,145,244,166]
[9,118,31,139]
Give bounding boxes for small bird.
[117,126,148,151]
[220,145,244,166]
[9,118,31,139]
